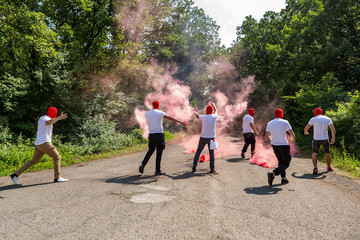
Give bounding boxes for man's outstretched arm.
[46,112,68,125]
[164,115,186,125]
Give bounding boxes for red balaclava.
[248,108,255,117]
[152,101,159,109]
[274,108,283,119]
[47,107,58,119]
[314,108,322,116]
[206,105,213,114]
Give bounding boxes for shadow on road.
[106,175,158,185]
[0,182,53,192]
[244,185,283,195]
[291,172,327,180]
[166,171,208,180]
[226,158,246,163]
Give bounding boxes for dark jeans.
[272,145,291,178]
[242,133,256,153]
[142,133,165,171]
[193,137,215,170]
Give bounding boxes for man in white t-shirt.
[241,108,260,158]
[139,101,185,175]
[265,108,295,186]
[191,102,217,173]
[10,107,68,185]
[304,107,336,175]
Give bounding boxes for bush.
[326,91,360,155]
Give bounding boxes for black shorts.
[312,139,330,153]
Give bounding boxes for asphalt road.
[1,136,359,240]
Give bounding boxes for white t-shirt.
[34,115,53,145]
[243,114,254,133]
[266,118,292,146]
[146,109,166,134]
[308,115,333,140]
[199,114,217,138]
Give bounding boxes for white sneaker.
[54,177,68,183]
[10,174,20,185]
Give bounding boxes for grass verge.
[0,131,175,178]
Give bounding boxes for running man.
[191,102,217,173]
[241,108,260,158]
[304,107,336,175]
[265,108,295,186]
[139,101,185,175]
[10,107,68,185]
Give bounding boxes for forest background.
[0,0,359,177]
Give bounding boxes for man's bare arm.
[211,102,217,114]
[164,115,186,125]
[250,123,260,136]
[46,112,68,125]
[304,124,312,135]
[287,129,295,142]
[265,131,271,141]
[329,124,336,144]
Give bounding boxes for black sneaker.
[281,178,289,185]
[139,165,144,174]
[210,169,215,173]
[313,167,318,175]
[191,166,196,173]
[241,152,245,158]
[155,171,165,175]
[267,172,275,187]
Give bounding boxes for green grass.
[1,131,359,179]
[330,147,360,178]
[0,131,174,177]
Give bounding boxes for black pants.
[242,133,256,153]
[272,145,291,178]
[142,133,165,171]
[193,137,215,170]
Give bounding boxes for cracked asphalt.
[1,136,360,240]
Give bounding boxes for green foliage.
[283,74,350,148]
[330,143,360,178]
[234,0,360,90]
[327,91,360,155]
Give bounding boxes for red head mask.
[314,108,322,116]
[152,101,159,109]
[47,107,58,119]
[248,108,255,117]
[206,105,213,114]
[274,108,283,119]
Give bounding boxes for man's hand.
[255,131,260,136]
[58,112,68,120]
[304,131,309,135]
[330,138,335,144]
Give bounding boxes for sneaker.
[191,165,196,173]
[210,169,215,173]
[139,165,144,174]
[313,167,318,175]
[155,171,165,176]
[267,172,274,187]
[327,167,333,171]
[10,174,20,185]
[281,178,289,185]
[54,177,68,183]
[251,151,255,157]
[241,152,245,158]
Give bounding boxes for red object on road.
[199,154,210,162]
